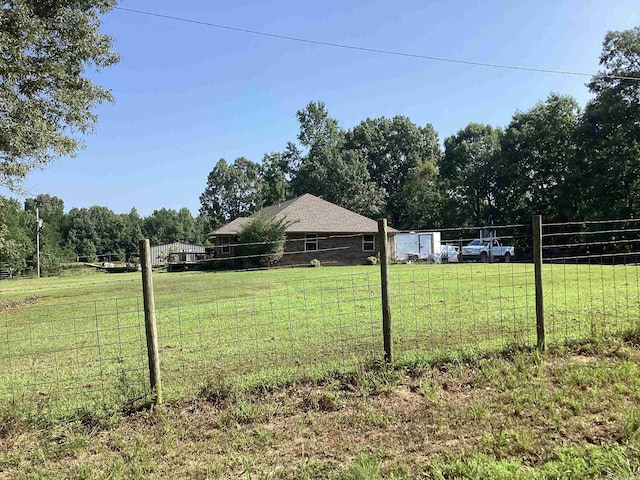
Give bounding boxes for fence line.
[2,216,640,420]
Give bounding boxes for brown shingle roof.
[210,216,252,235]
[210,193,397,235]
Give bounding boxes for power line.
[114,6,640,82]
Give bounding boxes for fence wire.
[542,219,640,345]
[152,272,383,401]
[0,296,149,417]
[391,224,536,362]
[2,217,640,419]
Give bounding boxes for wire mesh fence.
[2,217,640,419]
[153,272,384,401]
[0,296,150,418]
[543,219,640,345]
[392,223,537,362]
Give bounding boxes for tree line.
[199,27,640,230]
[0,195,210,274]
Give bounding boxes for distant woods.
[0,196,211,274]
[1,27,639,274]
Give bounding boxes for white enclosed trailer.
[394,232,441,262]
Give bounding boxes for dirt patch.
[0,295,39,313]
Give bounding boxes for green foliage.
[0,197,29,268]
[0,195,207,273]
[367,256,378,265]
[237,214,290,267]
[0,0,119,190]
[576,27,640,220]
[393,160,444,229]
[199,157,263,227]
[498,94,580,223]
[192,28,638,229]
[310,258,321,267]
[347,116,442,225]
[441,123,502,225]
[1,27,639,277]
[292,101,386,217]
[260,151,293,206]
[142,207,202,246]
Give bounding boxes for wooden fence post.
[378,219,393,365]
[533,215,545,352]
[140,239,162,404]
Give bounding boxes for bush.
[238,215,291,268]
[367,256,378,265]
[310,259,321,267]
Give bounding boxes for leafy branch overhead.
[0,0,120,190]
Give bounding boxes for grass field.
[1,262,639,420]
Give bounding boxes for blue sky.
[7,0,640,216]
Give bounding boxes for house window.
[363,234,375,252]
[305,234,318,251]
[221,237,230,254]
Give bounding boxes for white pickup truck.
[460,238,515,263]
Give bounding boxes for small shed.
[149,242,207,267]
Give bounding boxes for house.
[149,242,208,267]
[209,194,397,267]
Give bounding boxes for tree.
[142,208,180,245]
[0,0,119,190]
[237,215,290,267]
[346,117,441,225]
[194,214,212,245]
[392,160,445,229]
[260,152,292,206]
[141,207,204,245]
[199,157,263,226]
[0,197,31,269]
[441,123,502,226]
[87,205,122,256]
[64,208,98,259]
[498,94,580,223]
[118,208,143,260]
[576,27,640,219]
[588,27,640,100]
[292,101,385,216]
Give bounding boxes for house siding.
[212,233,394,267]
[279,233,372,266]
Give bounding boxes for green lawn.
[1,262,638,419]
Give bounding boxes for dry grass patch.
[0,295,39,313]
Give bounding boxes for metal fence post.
[533,215,545,352]
[140,239,162,404]
[378,219,393,365]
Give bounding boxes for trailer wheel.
[480,252,488,263]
